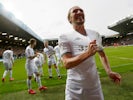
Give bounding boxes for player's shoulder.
[86,29,100,37]
[3,50,7,54]
[26,46,32,51]
[54,45,58,49]
[44,47,49,52]
[6,50,12,53]
[43,47,46,51]
[49,45,53,48]
[86,29,99,34]
[26,45,30,49]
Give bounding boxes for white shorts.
[25,63,39,76]
[47,58,56,66]
[35,61,42,68]
[3,61,13,70]
[65,84,104,100]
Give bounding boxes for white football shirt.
[44,46,55,60]
[38,53,44,65]
[59,29,103,89]
[25,46,35,64]
[54,45,61,58]
[3,50,14,63]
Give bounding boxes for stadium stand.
[44,38,58,47]
[103,15,133,46]
[0,3,43,59]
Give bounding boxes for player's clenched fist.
[87,40,97,56]
[108,71,121,85]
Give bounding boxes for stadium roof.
[108,15,133,35]
[0,3,43,47]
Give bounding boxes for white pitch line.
[111,63,133,68]
[98,63,133,71]
[110,56,133,61]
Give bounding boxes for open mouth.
[75,14,84,22]
[75,14,84,20]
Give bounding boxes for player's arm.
[28,53,37,60]
[28,54,37,60]
[27,49,37,60]
[62,40,97,69]
[10,51,14,65]
[98,51,111,74]
[98,50,121,84]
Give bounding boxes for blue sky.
[0,0,133,39]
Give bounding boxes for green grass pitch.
[0,46,133,100]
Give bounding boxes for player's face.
[33,41,36,47]
[69,7,85,25]
[44,41,48,47]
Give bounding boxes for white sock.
[33,73,36,79]
[36,76,42,87]
[57,61,60,67]
[27,79,32,90]
[55,68,60,76]
[9,70,12,78]
[2,70,8,78]
[48,68,52,77]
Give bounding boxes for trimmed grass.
[0,46,133,100]
[0,72,133,100]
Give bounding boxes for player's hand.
[48,55,51,58]
[87,40,98,56]
[108,71,121,85]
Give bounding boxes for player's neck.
[73,25,87,36]
[45,45,48,48]
[30,44,34,48]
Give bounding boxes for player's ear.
[69,16,72,24]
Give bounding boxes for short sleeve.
[96,32,103,51]
[50,46,55,52]
[43,48,46,54]
[26,49,32,57]
[59,34,72,56]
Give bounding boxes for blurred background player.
[54,42,62,67]
[43,40,61,79]
[34,50,45,77]
[25,38,47,94]
[2,46,14,82]
[33,50,45,81]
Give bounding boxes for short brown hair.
[29,38,36,44]
[67,8,72,23]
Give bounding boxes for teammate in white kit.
[25,38,47,94]
[54,43,62,67]
[43,40,61,79]
[59,6,121,100]
[2,46,14,82]
[34,50,45,76]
